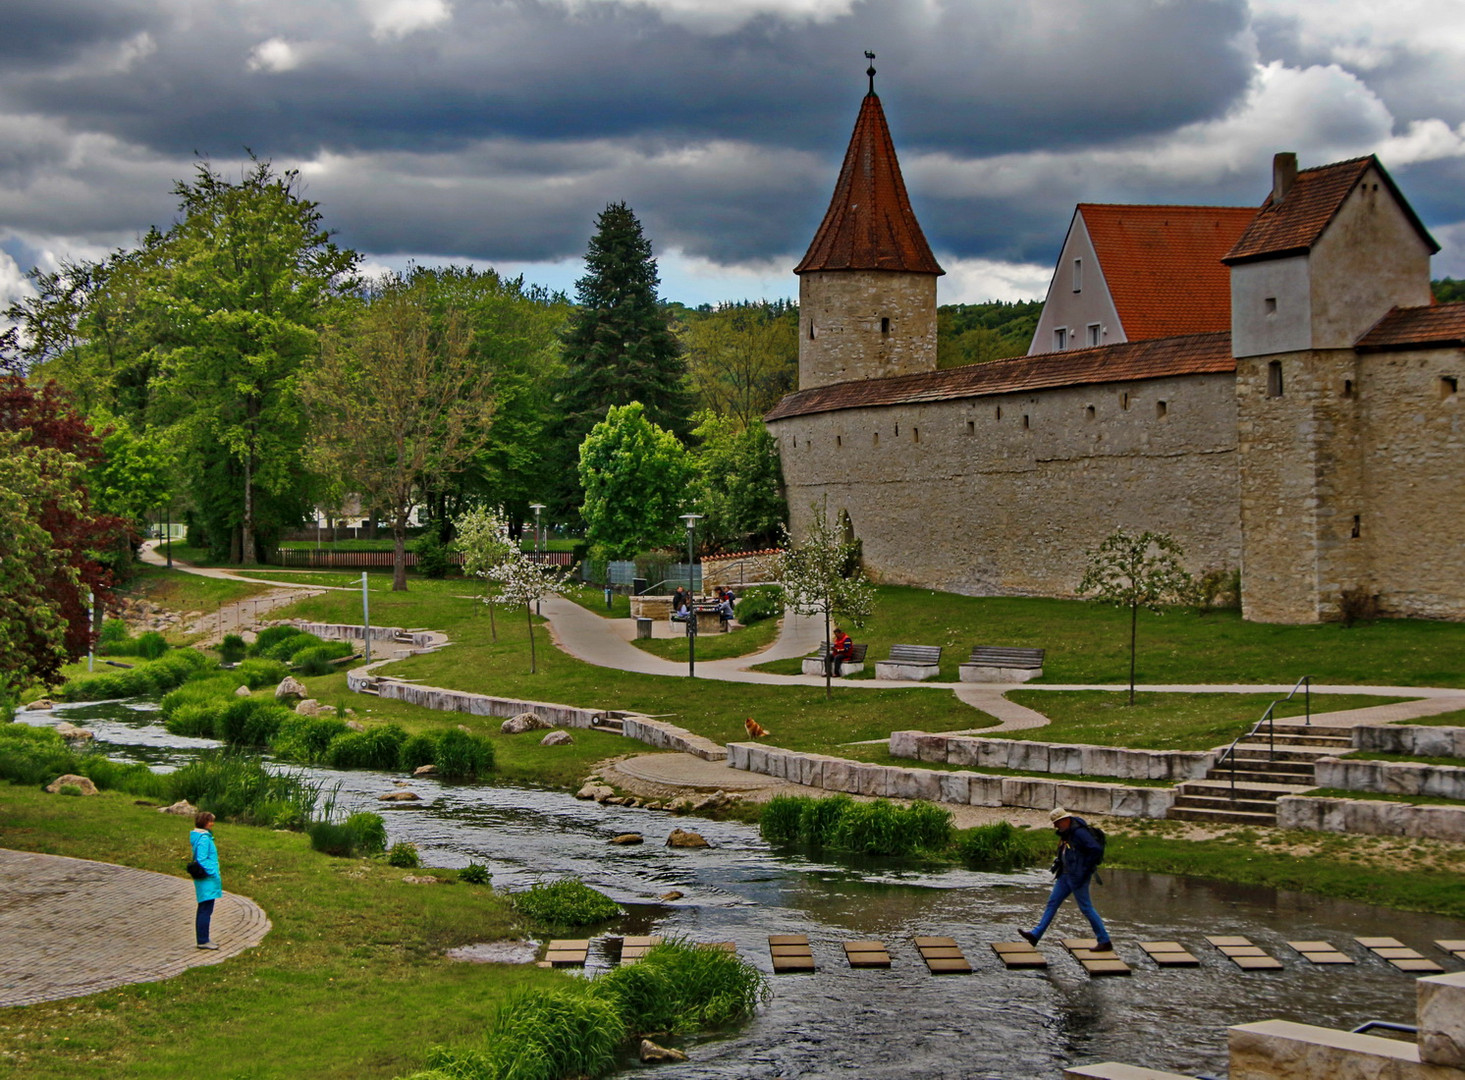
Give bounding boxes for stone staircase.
[1167,721,1354,826]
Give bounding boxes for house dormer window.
[1072,258,1082,293]
[1087,324,1101,347]
[1054,328,1068,350]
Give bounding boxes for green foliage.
[458,862,492,885]
[307,811,388,857]
[413,529,452,579]
[512,878,622,927]
[731,584,781,624]
[250,625,302,656]
[57,783,83,796]
[269,713,349,763]
[935,299,1043,368]
[760,795,951,856]
[325,724,409,770]
[217,699,291,747]
[98,619,130,649]
[167,751,325,828]
[134,631,169,660]
[1434,277,1465,304]
[591,938,770,1034]
[578,401,694,559]
[432,727,495,778]
[422,987,624,1080]
[387,842,421,868]
[677,299,797,427]
[956,821,1047,871]
[689,411,786,552]
[236,657,288,688]
[57,648,210,700]
[779,500,875,696]
[262,630,323,662]
[164,700,227,738]
[292,641,352,676]
[398,733,438,771]
[219,633,248,663]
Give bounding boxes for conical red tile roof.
[795,92,944,276]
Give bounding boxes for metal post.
[530,503,546,616]
[679,513,702,680]
[1305,676,1311,726]
[87,590,95,672]
[362,572,371,664]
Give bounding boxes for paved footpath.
[0,849,270,1008]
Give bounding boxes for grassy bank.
[630,618,781,662]
[0,785,558,1080]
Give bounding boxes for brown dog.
[744,717,770,739]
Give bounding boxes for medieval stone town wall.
[770,371,1242,598]
[798,270,938,389]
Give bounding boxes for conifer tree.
[553,202,691,515]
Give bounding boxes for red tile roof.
[765,332,1233,421]
[794,93,944,276]
[1356,303,1465,351]
[1079,204,1256,340]
[1224,156,1439,264]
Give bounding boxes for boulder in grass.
[159,799,198,816]
[540,730,574,747]
[274,676,308,702]
[46,774,98,796]
[234,685,252,698]
[639,1040,688,1064]
[54,722,95,742]
[500,712,551,735]
[295,698,323,717]
[379,790,422,802]
[666,828,710,849]
[575,784,615,802]
[345,720,366,732]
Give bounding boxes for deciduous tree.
[680,301,797,426]
[454,506,513,642]
[778,500,875,699]
[690,411,786,552]
[578,402,694,561]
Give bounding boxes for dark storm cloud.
[0,0,157,67]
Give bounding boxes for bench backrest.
[814,642,869,662]
[967,646,1045,667]
[887,644,942,665]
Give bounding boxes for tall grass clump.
[307,810,388,857]
[798,793,854,846]
[262,631,325,663]
[236,658,289,689]
[56,648,211,701]
[759,795,953,857]
[957,821,1048,872]
[512,879,621,928]
[430,728,495,778]
[219,633,248,664]
[248,625,302,656]
[292,641,352,676]
[215,699,291,747]
[169,751,323,829]
[325,724,408,770]
[270,713,349,763]
[759,795,807,845]
[0,725,83,786]
[417,987,624,1080]
[592,939,770,1034]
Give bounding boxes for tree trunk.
[392,512,409,592]
[241,446,257,566]
[1128,601,1138,706]
[823,603,832,700]
[525,602,536,674]
[487,592,497,642]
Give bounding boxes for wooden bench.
[801,642,869,677]
[875,644,943,681]
[959,646,1045,683]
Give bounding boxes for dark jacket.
[1055,817,1102,882]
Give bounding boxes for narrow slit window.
[1268,360,1284,398]
[880,316,890,335]
[1120,392,1129,411]
[995,406,1002,421]
[1156,400,1168,419]
[835,435,842,447]
[808,322,815,340]
[1344,379,1354,398]
[1265,297,1278,316]
[1084,405,1095,420]
[1072,258,1082,292]
[1022,414,1031,430]
[894,422,899,437]
[1351,515,1362,539]
[872,432,879,447]
[966,420,975,435]
[912,427,920,443]
[1442,376,1459,399]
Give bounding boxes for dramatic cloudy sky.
[4,0,1465,309]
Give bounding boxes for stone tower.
[794,76,944,390]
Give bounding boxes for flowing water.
[22,700,1465,1079]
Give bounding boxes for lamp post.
[680,513,702,678]
[529,503,546,615]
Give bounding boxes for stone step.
[1171,794,1283,813]
[1179,778,1315,797]
[1226,744,1339,762]
[1166,805,1278,826]
[1267,722,1355,739]
[1238,733,1352,749]
[1203,767,1315,785]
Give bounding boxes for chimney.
[1272,152,1298,204]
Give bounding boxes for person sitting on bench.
[828,627,855,676]
[715,586,735,627]
[670,587,689,621]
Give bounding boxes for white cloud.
[360,0,452,40]
[246,37,303,73]
[0,246,35,320]
[566,0,855,32]
[1253,0,1465,68]
[938,256,1051,305]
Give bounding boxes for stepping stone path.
[914,935,972,974]
[619,935,662,965]
[1355,937,1443,973]
[1287,940,1355,965]
[1061,938,1131,976]
[1139,941,1200,967]
[843,940,892,968]
[769,934,815,973]
[1206,935,1283,970]
[542,939,589,968]
[990,941,1047,969]
[1438,940,1465,963]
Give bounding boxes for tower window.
[1265,297,1278,316]
[880,317,890,335]
[1442,376,1459,399]
[1054,328,1068,350]
[995,406,1002,421]
[1084,405,1095,420]
[912,427,919,443]
[1268,361,1284,398]
[967,420,975,435]
[1156,400,1168,419]
[1344,379,1354,398]
[873,432,879,447]
[1120,392,1129,411]
[808,322,815,341]
[894,422,899,437]
[1351,514,1362,539]
[1087,323,1101,347]
[1022,414,1031,430]
[836,435,842,447]
[1072,258,1082,292]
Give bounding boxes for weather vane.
[865,51,876,94]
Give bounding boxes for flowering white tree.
[454,506,513,643]
[489,542,568,674]
[778,499,874,699]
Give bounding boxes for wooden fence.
[271,549,572,569]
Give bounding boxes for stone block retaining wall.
[291,621,436,647]
[1353,723,1465,758]
[619,716,726,761]
[1316,756,1465,799]
[726,742,1176,818]
[890,731,1216,782]
[1276,794,1465,841]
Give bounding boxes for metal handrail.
[1351,1020,1417,1036]
[1216,675,1312,800]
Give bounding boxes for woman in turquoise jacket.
[190,811,222,949]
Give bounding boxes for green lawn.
[0,785,561,1080]
[1001,690,1408,751]
[564,584,633,619]
[631,618,781,663]
[751,585,1465,687]
[1407,708,1465,727]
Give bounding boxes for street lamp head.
[680,512,703,532]
[530,502,546,515]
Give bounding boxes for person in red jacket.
[827,627,855,676]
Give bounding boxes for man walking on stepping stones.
[1019,807,1112,951]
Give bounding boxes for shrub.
[219,633,248,664]
[98,618,130,649]
[731,584,781,624]
[0,726,167,797]
[263,631,323,663]
[236,658,288,689]
[424,987,624,1080]
[249,625,302,657]
[56,649,210,701]
[831,799,952,856]
[591,939,770,1035]
[512,879,621,927]
[306,811,387,857]
[164,701,225,738]
[798,793,853,846]
[758,795,805,845]
[398,733,437,772]
[957,821,1047,872]
[270,714,349,764]
[459,862,492,885]
[292,642,351,676]
[325,724,408,771]
[433,728,494,779]
[345,811,388,854]
[414,529,452,579]
[134,631,169,660]
[387,842,421,868]
[168,752,324,829]
[160,676,236,717]
[217,699,291,747]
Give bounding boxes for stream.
[20,699,1465,1079]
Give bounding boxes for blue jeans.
[196,899,215,945]
[1030,873,1108,943]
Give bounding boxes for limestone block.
[1275,796,1322,832]
[960,664,1041,683]
[1313,759,1347,789]
[797,754,826,787]
[1138,787,1177,818]
[888,731,922,759]
[873,661,941,682]
[1406,805,1465,843]
[977,740,1012,769]
[1228,1019,1429,1080]
[1421,765,1465,800]
[742,744,769,776]
[1351,725,1391,752]
[856,765,892,797]
[1054,782,1113,816]
[1382,763,1425,796]
[890,767,941,802]
[914,734,949,763]
[1347,799,1409,836]
[1009,741,1051,773]
[725,742,749,770]
[1419,971,1465,1068]
[1414,727,1459,758]
[800,658,864,677]
[1083,746,1123,779]
[968,774,1005,806]
[1064,1064,1196,1079]
[1048,746,1084,775]
[1108,787,1149,818]
[938,771,970,805]
[943,732,978,767]
[1454,730,1465,758]
[1001,777,1056,810]
[1319,798,1352,833]
[823,758,858,794]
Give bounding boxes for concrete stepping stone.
[914,935,972,974]
[543,938,590,967]
[1355,937,1443,973]
[1287,940,1354,965]
[990,940,1047,969]
[843,940,892,968]
[619,935,662,965]
[1060,938,1131,976]
[1436,939,1465,962]
[1205,935,1283,970]
[1138,941,1200,967]
[769,934,815,973]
